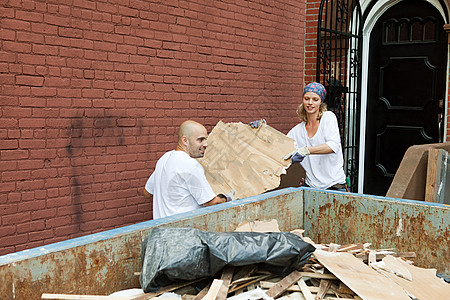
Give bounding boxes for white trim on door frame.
[357,0,449,193]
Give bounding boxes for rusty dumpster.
[0,187,448,299]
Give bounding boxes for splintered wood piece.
[231,275,262,286]
[368,250,377,265]
[337,244,364,252]
[266,270,303,298]
[356,251,416,264]
[425,148,448,202]
[314,250,410,300]
[327,243,340,253]
[41,295,123,299]
[193,283,211,300]
[132,278,204,300]
[216,266,235,300]
[298,272,336,280]
[262,281,301,292]
[375,255,450,299]
[315,280,332,300]
[229,274,271,293]
[201,279,223,300]
[297,278,314,300]
[337,282,353,295]
[380,255,412,281]
[260,281,335,295]
[231,265,258,283]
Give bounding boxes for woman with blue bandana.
[287,82,347,190]
[250,82,347,191]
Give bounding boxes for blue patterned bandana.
[303,82,327,102]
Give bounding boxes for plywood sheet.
[377,255,450,300]
[314,250,410,300]
[425,148,449,203]
[198,121,296,199]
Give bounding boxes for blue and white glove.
[292,152,305,163]
[249,119,266,128]
[284,146,310,164]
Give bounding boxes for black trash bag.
[140,227,316,292]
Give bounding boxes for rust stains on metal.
[2,189,448,299]
[305,191,449,274]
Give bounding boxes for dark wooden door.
[364,0,446,195]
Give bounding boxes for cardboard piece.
[198,121,298,200]
[234,219,281,232]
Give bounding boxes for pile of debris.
[42,220,449,300]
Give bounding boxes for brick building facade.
[0,0,307,255]
[1,0,449,255]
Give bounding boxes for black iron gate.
[316,0,363,192]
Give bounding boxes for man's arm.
[142,188,152,199]
[202,195,227,207]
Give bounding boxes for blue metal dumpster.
[0,187,448,299]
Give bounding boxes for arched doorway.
[362,0,448,195]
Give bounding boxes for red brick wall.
[0,0,306,255]
[304,0,320,85]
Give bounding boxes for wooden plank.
[231,275,262,286]
[41,295,127,300]
[229,274,271,293]
[355,252,416,263]
[298,272,337,280]
[425,148,448,202]
[368,250,377,265]
[314,250,410,300]
[315,280,332,300]
[379,255,412,281]
[297,278,314,300]
[132,278,204,300]
[337,282,354,295]
[375,255,450,299]
[425,149,439,202]
[231,265,258,283]
[327,243,339,253]
[266,270,304,298]
[337,244,364,252]
[260,281,335,295]
[216,266,234,300]
[201,279,223,300]
[193,283,211,300]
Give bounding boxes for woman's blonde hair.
[295,102,328,122]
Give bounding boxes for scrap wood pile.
[129,243,438,300]
[41,220,449,300]
[131,242,448,300]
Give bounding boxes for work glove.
[284,146,310,164]
[249,119,266,128]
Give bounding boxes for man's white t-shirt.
[287,111,346,189]
[145,150,216,219]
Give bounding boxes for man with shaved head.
[144,120,228,219]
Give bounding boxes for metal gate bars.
[316,0,363,191]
